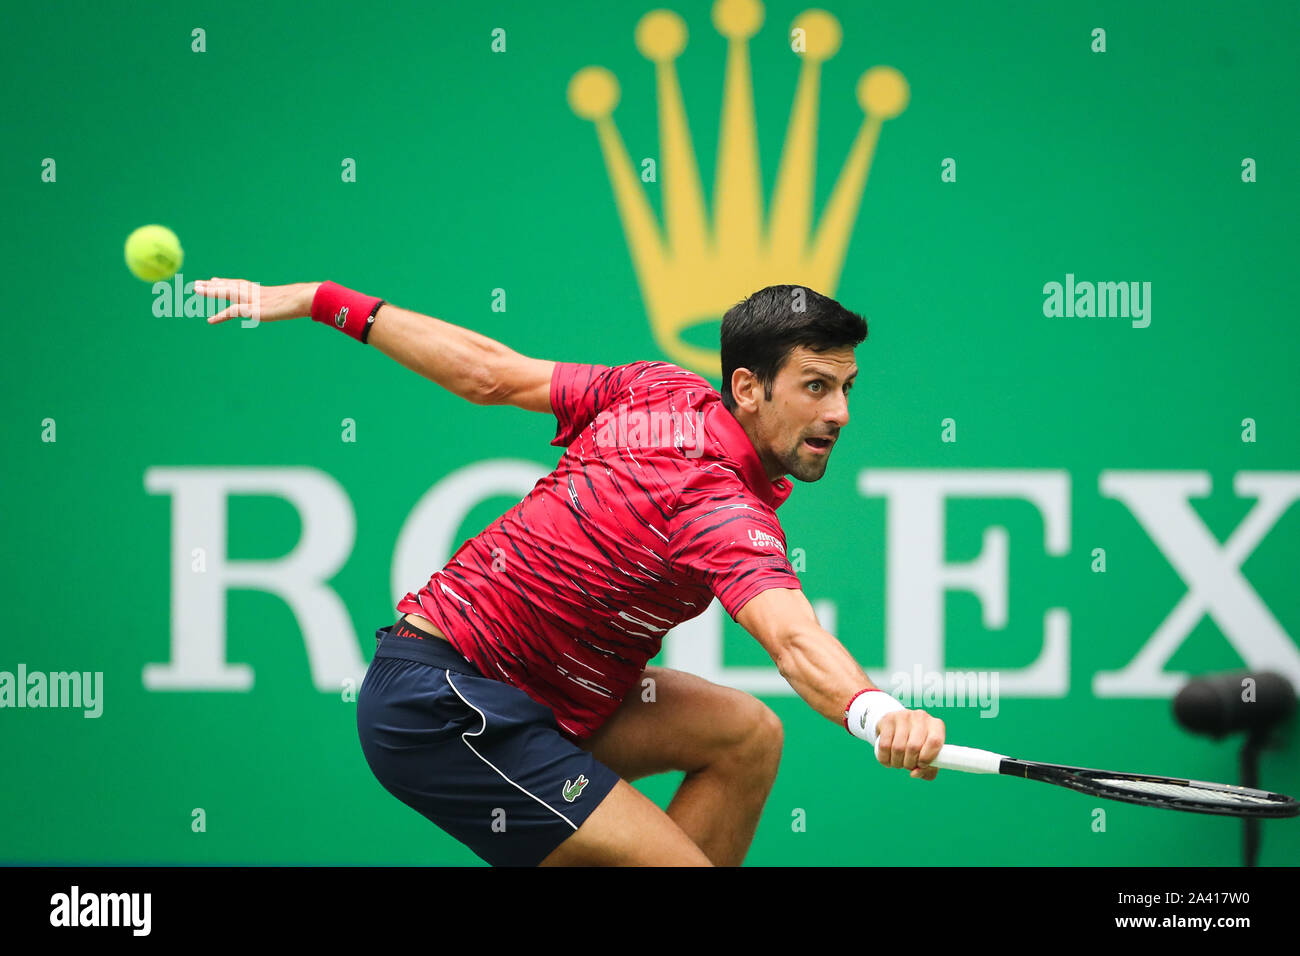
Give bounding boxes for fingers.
[875,713,903,769]
[194,277,256,299]
[206,302,256,325]
[195,278,263,325]
[874,712,923,769]
[876,710,944,781]
[193,277,229,297]
[918,715,944,768]
[905,715,929,770]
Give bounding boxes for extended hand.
[194,278,321,325]
[875,709,945,781]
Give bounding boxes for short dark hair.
[720,285,867,410]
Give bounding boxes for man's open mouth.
[804,436,834,453]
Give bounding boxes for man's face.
[744,345,857,482]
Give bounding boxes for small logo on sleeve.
[747,528,784,551]
[562,774,589,802]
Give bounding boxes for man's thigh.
[358,654,622,866]
[538,779,712,866]
[579,666,779,780]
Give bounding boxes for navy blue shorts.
[357,619,621,866]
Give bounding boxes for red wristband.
[311,281,385,343]
[842,688,876,731]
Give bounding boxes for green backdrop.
[3,0,1297,865]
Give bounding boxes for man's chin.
[786,454,830,483]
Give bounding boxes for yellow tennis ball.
[124,224,183,281]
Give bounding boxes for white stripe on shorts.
[443,671,578,830]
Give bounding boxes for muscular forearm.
[197,278,546,408]
[738,589,944,776]
[772,627,880,725]
[366,300,515,404]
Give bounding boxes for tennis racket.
[882,741,1300,818]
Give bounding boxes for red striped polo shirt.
[396,360,803,739]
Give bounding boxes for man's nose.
[826,392,850,427]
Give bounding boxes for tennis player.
[196,277,946,866]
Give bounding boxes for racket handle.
[875,741,1005,774]
[930,744,1005,774]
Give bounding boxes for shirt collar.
[703,402,794,510]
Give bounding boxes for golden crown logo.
[568,0,908,378]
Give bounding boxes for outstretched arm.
[366,299,555,412]
[194,278,556,412]
[736,586,946,780]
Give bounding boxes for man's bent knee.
[724,699,784,774]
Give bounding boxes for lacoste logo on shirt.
[562,774,589,802]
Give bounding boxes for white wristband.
[845,689,907,744]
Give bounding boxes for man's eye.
[808,381,822,393]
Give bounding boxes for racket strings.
[1090,777,1278,805]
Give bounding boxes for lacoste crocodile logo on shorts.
[562,774,589,802]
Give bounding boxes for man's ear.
[730,368,760,413]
